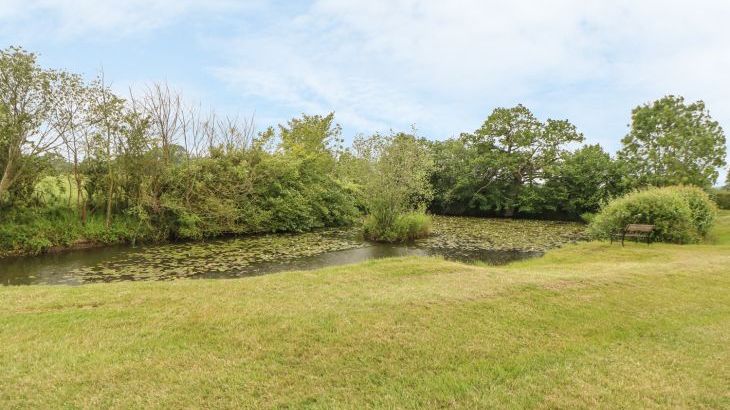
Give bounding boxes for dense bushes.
[671,185,718,236]
[363,212,432,242]
[589,186,717,243]
[713,189,730,210]
[0,207,150,256]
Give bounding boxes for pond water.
[0,216,585,286]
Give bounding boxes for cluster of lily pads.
[68,229,366,283]
[54,216,586,283]
[422,216,586,253]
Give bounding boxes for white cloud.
[0,0,258,39]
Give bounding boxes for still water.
[0,216,585,286]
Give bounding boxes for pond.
[0,216,586,286]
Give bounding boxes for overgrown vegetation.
[713,188,730,210]
[354,132,434,241]
[0,46,727,254]
[589,185,718,243]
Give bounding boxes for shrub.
[580,212,596,224]
[713,189,730,210]
[668,185,717,236]
[589,187,699,243]
[363,212,432,242]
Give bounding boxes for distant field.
[1,212,728,408]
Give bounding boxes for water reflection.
[0,242,540,286]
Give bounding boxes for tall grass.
[0,207,151,256]
[363,211,432,242]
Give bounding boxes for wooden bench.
[610,224,655,246]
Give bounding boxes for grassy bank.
[0,207,153,257]
[1,214,729,408]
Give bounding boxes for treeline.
[0,46,728,253]
[429,98,727,219]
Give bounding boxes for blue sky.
[1,0,728,184]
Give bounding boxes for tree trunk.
[503,175,522,218]
[67,174,73,207]
[0,157,16,201]
[105,177,114,229]
[74,172,86,225]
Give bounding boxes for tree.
[463,104,584,216]
[539,144,627,216]
[359,132,434,240]
[56,71,93,220]
[0,46,68,201]
[80,74,127,228]
[428,138,478,215]
[618,95,727,188]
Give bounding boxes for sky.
[1,0,728,185]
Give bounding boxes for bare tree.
[139,82,184,164]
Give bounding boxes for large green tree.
[463,104,584,216]
[538,144,627,216]
[618,95,726,188]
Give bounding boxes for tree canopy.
[618,95,727,188]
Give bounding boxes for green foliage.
[428,138,477,215]
[537,145,630,216]
[363,211,432,242]
[589,186,718,244]
[713,189,730,210]
[580,212,596,224]
[463,104,585,216]
[0,46,66,202]
[430,105,594,218]
[618,95,727,188]
[0,207,149,256]
[358,132,435,241]
[669,185,718,236]
[152,114,359,239]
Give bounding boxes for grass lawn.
[1,212,729,408]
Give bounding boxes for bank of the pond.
[1,212,728,408]
[0,216,585,285]
[0,211,587,258]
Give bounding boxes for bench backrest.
[625,224,654,233]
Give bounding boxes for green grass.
[1,213,729,408]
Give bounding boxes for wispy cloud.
[0,0,258,39]
[210,1,730,139]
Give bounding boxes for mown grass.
[1,213,729,408]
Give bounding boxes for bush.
[669,185,717,236]
[713,189,730,210]
[580,212,596,224]
[363,212,432,242]
[0,206,154,256]
[589,187,701,243]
